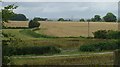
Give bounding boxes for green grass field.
[3,29,112,50]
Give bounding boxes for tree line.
[60,13,117,22]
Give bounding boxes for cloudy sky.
[2,2,119,20]
[2,0,120,2]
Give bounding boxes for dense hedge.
[3,27,29,29]
[79,40,120,52]
[20,29,57,38]
[93,30,120,39]
[2,36,61,56]
[3,45,61,56]
[28,20,40,28]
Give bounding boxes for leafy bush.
[28,20,40,28]
[93,30,120,39]
[107,30,120,39]
[93,30,107,39]
[15,46,61,55]
[2,32,15,37]
[58,18,65,21]
[3,45,61,56]
[2,56,10,65]
[9,14,28,21]
[103,12,117,22]
[79,40,120,52]
[3,38,61,56]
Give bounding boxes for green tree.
[80,18,85,22]
[28,19,40,28]
[2,4,18,28]
[103,12,117,22]
[94,15,101,22]
[33,17,47,21]
[2,4,18,22]
[93,30,107,39]
[91,15,101,22]
[9,14,28,21]
[58,18,64,21]
[91,18,95,22]
[87,19,91,22]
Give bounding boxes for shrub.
[3,45,61,56]
[58,18,64,21]
[2,38,61,56]
[28,20,40,28]
[103,12,117,22]
[93,30,107,39]
[2,56,10,65]
[93,30,120,39]
[2,32,15,37]
[15,46,61,55]
[107,30,120,39]
[79,40,119,52]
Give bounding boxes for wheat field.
[5,21,118,37]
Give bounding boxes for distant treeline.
[9,14,28,21]
[9,12,118,22]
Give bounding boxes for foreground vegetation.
[10,53,113,65]
[2,28,119,65]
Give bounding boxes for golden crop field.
[5,21,118,37]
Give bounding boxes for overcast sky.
[2,0,120,2]
[2,2,119,20]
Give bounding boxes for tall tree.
[58,18,64,21]
[9,14,28,21]
[80,18,85,22]
[2,4,18,22]
[91,15,101,22]
[94,15,101,22]
[103,12,117,22]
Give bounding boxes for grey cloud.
[2,2,118,19]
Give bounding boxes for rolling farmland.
[3,21,119,65]
[5,21,118,37]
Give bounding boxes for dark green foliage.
[58,18,65,21]
[93,30,120,39]
[2,38,61,56]
[103,12,117,22]
[80,18,85,22]
[93,30,107,39]
[91,15,102,22]
[3,45,61,56]
[28,20,40,28]
[2,32,15,37]
[2,4,18,22]
[9,14,28,21]
[33,17,47,21]
[18,46,61,55]
[79,40,120,52]
[94,15,102,22]
[2,56,10,65]
[107,30,120,39]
